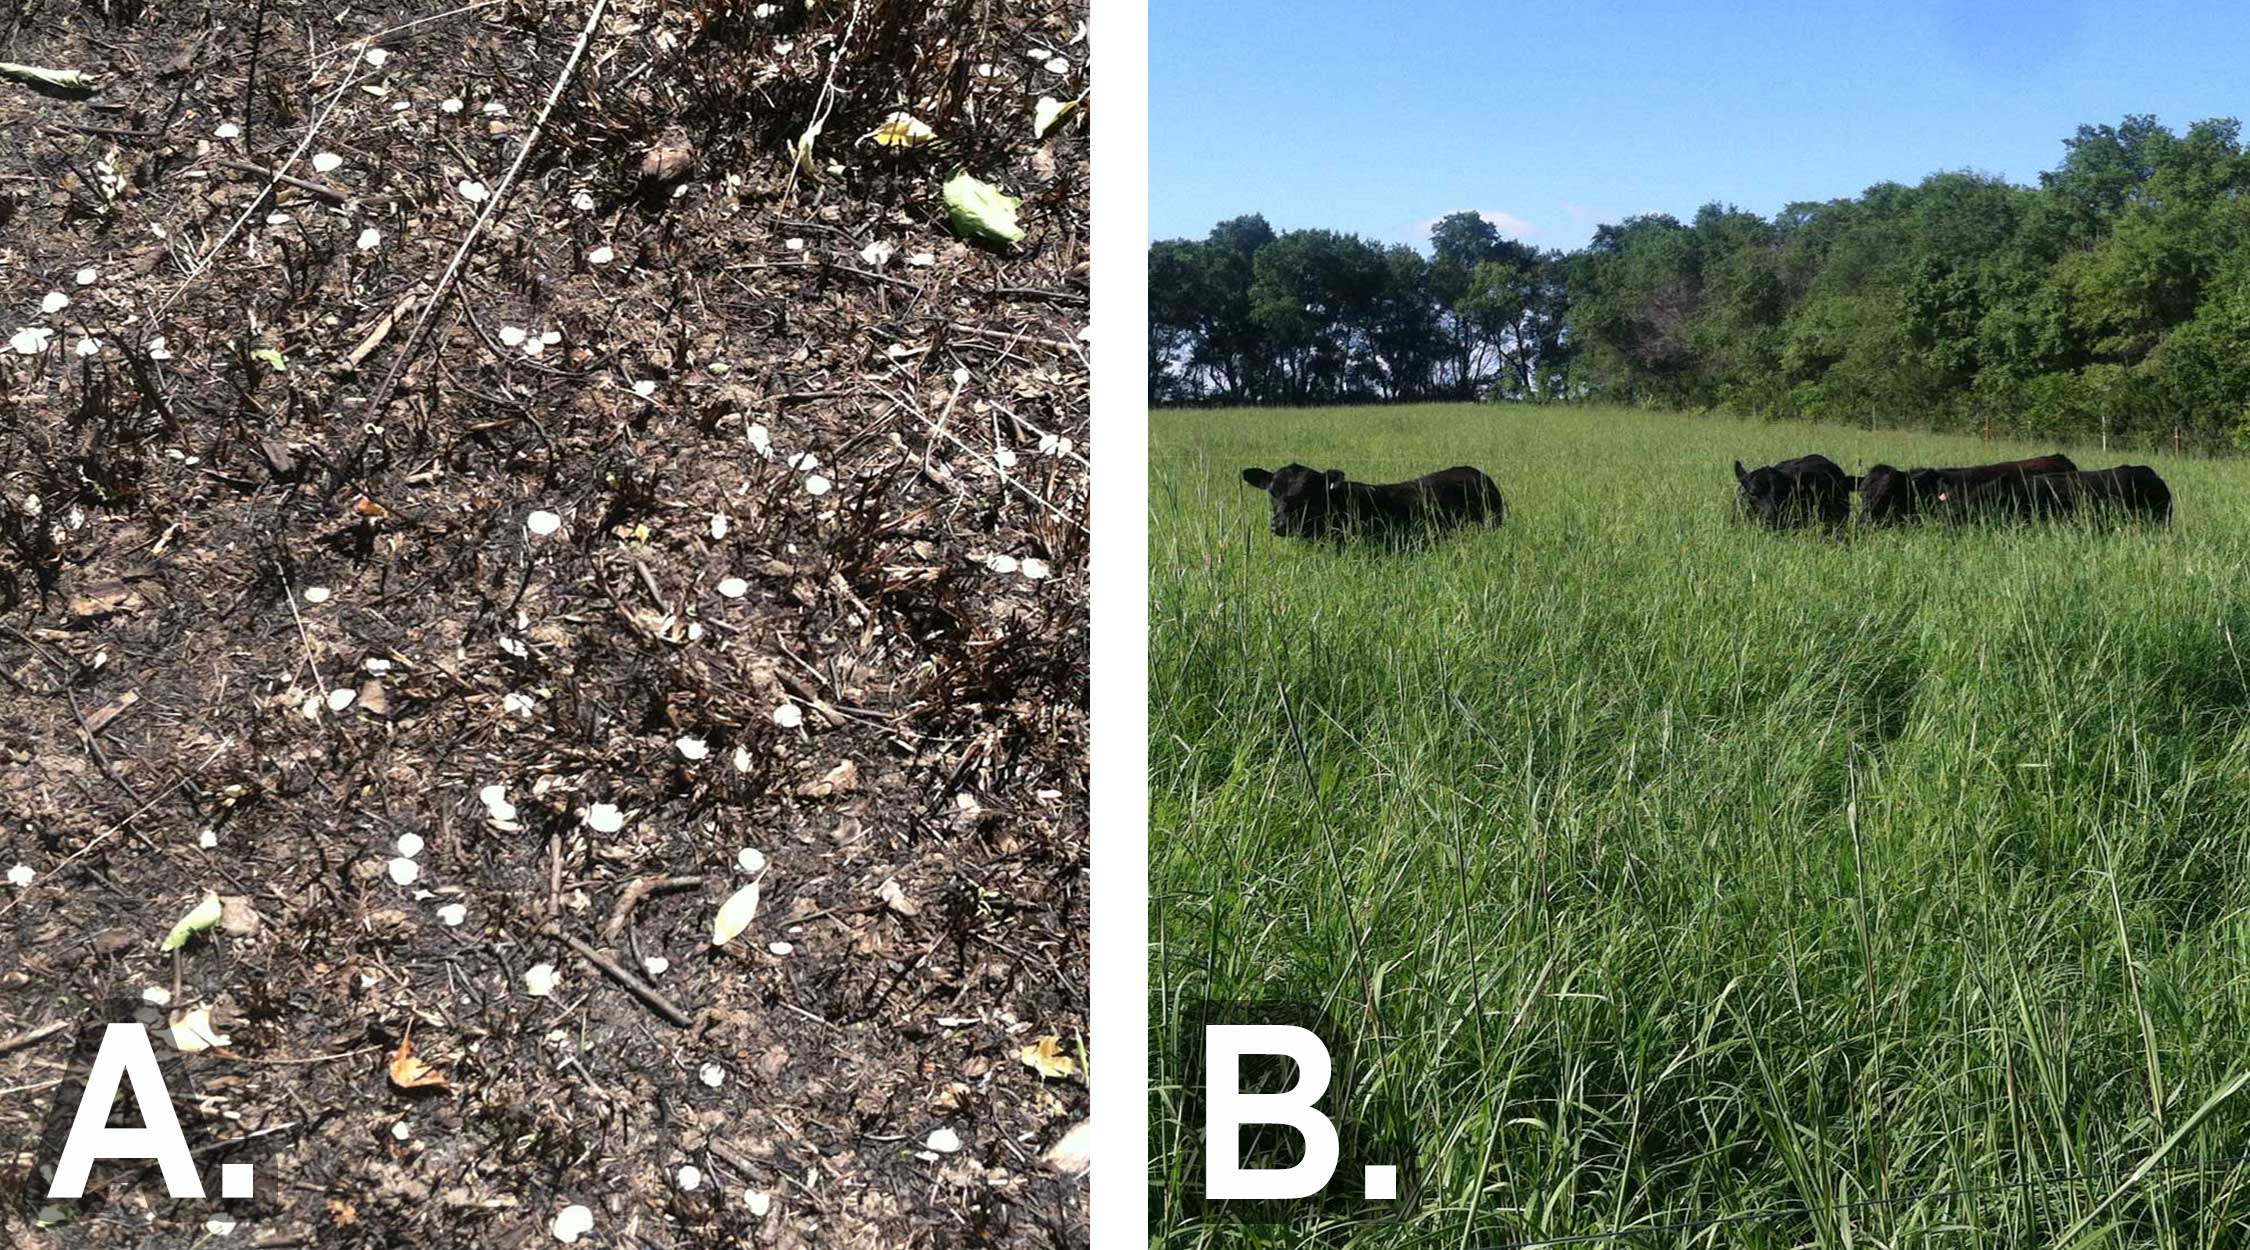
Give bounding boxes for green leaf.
[0,62,102,98]
[160,892,223,952]
[250,345,287,372]
[944,172,1025,247]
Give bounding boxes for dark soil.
[0,0,1089,1244]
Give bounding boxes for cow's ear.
[1241,468,1273,490]
[1323,469,1346,487]
[1733,460,1749,484]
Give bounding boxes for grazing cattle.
[1858,453,2077,524]
[1942,464,2171,523]
[1239,463,1505,540]
[1733,455,1857,529]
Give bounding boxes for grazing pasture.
[1151,403,2250,1248]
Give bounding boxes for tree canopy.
[1148,115,2250,451]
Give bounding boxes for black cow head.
[1859,464,1909,523]
[1733,460,1792,528]
[1242,464,1347,537]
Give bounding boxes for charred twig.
[0,1020,71,1058]
[215,159,350,205]
[358,0,613,471]
[602,874,704,941]
[544,923,692,1027]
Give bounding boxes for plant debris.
[0,0,1087,1242]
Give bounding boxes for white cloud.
[1417,209,1541,243]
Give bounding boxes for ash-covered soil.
[0,0,1089,1244]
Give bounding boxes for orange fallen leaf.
[388,1035,451,1091]
[1017,1034,1078,1079]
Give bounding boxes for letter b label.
[1203,1024,1339,1200]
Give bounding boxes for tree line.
[1150,115,2250,452]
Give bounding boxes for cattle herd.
[1732,452,2171,530]
[1239,451,2170,541]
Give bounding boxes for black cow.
[1858,453,2077,524]
[1942,464,2171,523]
[1239,464,1505,540]
[1734,455,1857,529]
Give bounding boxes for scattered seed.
[926,1128,962,1154]
[437,903,467,926]
[480,784,518,824]
[312,152,344,173]
[716,577,749,599]
[5,864,32,888]
[526,509,563,536]
[677,736,709,761]
[551,1204,592,1244]
[737,847,767,873]
[397,832,425,858]
[387,857,419,886]
[303,586,332,604]
[771,703,803,729]
[525,963,559,997]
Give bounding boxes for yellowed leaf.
[712,881,761,946]
[865,112,936,148]
[1017,1034,1078,1079]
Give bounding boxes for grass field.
[1151,404,2250,1249]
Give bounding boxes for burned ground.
[0,0,1088,1245]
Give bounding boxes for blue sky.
[1151,0,2250,251]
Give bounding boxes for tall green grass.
[1151,404,2250,1249]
